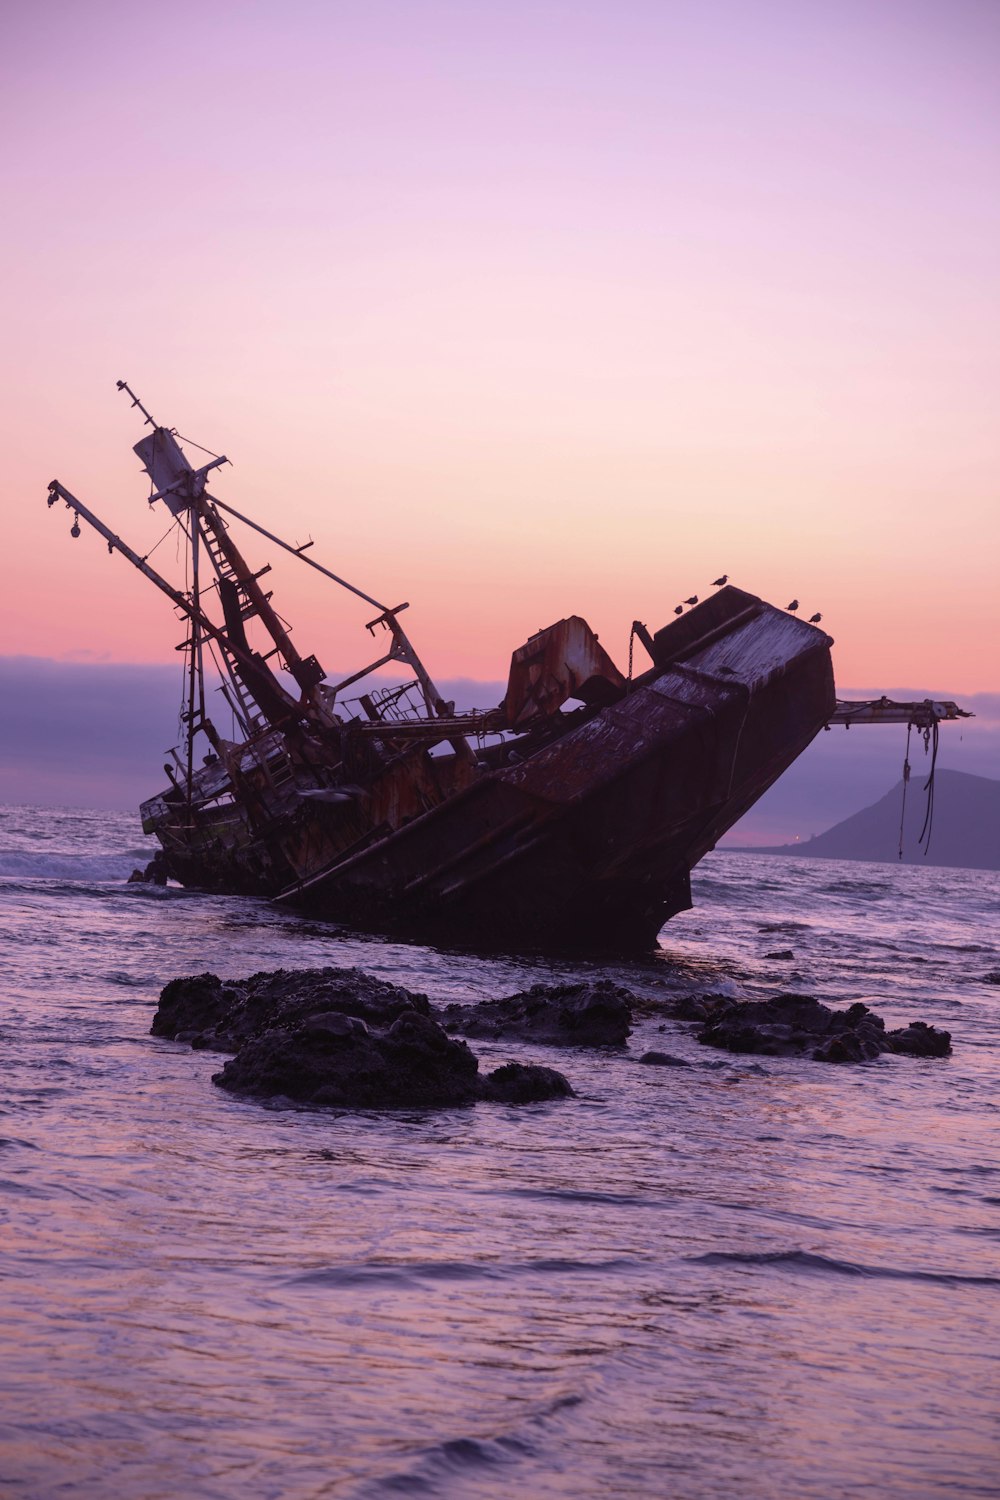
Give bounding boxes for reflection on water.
[0,806,998,1497]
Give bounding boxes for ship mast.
[47,383,474,800]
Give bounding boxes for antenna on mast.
[115,379,158,429]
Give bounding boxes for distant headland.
[730,769,1000,872]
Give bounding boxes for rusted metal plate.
[504,616,627,728]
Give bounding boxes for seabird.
[712,574,728,587]
[808,612,822,623]
[786,599,799,612]
[674,604,683,615]
[684,595,699,606]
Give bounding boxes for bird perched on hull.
[786,599,799,612]
[673,604,683,615]
[712,574,728,587]
[684,595,699,606]
[808,612,822,623]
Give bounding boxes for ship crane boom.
[829,698,973,729]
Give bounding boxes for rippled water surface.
[1,804,998,1498]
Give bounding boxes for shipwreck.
[45,385,969,952]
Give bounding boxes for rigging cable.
[174,432,224,460]
[897,723,912,861]
[917,719,940,857]
[138,515,182,566]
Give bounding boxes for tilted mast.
[46,383,472,805]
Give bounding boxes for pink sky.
[2,0,998,695]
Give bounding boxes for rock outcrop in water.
[693,993,951,1063]
[152,967,574,1109]
[882,1020,954,1058]
[153,967,429,1052]
[438,980,634,1046]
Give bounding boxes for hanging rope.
[917,720,940,856]
[898,718,941,860]
[627,624,636,690]
[897,723,912,860]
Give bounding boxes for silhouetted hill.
[736,769,1000,871]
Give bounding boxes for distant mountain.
[736,769,1000,871]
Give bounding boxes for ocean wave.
[506,1186,648,1207]
[286,1256,636,1290]
[689,1248,1000,1286]
[358,1394,581,1497]
[821,879,892,897]
[363,1433,533,1495]
[0,850,145,882]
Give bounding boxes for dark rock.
[637,1051,692,1067]
[672,992,733,1023]
[813,1032,872,1064]
[671,995,709,1021]
[439,981,633,1046]
[481,1063,574,1103]
[982,972,1000,985]
[153,973,241,1047]
[886,1021,952,1057]
[301,1011,370,1038]
[213,1008,483,1109]
[697,992,947,1064]
[127,855,168,885]
[153,967,429,1052]
[155,966,575,1111]
[764,949,794,960]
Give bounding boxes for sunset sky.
[2,1,998,759]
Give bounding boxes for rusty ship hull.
[274,589,835,950]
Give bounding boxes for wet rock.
[671,995,709,1022]
[672,992,733,1023]
[982,972,1000,986]
[155,967,574,1111]
[697,993,948,1064]
[439,981,633,1046]
[812,1031,874,1064]
[153,967,429,1052]
[886,1021,952,1058]
[481,1063,575,1103]
[127,855,168,885]
[154,973,241,1047]
[213,1007,483,1109]
[764,949,794,960]
[637,1051,692,1067]
[301,1011,370,1039]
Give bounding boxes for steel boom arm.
[830,698,972,728]
[46,479,301,719]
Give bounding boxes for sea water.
[0,803,997,1499]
